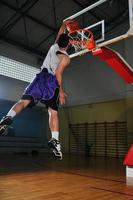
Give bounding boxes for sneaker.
[48,138,62,160]
[0,116,13,136]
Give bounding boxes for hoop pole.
[63,0,108,21]
[129,0,133,30]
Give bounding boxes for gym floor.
[0,153,133,200]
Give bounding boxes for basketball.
[65,19,80,33]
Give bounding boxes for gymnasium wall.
[0,99,46,138]
[59,38,133,153]
[59,99,125,152]
[126,85,133,147]
[0,75,27,101]
[63,40,127,106]
[61,99,126,124]
[59,96,133,153]
[0,38,133,153]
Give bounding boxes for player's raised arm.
[55,54,70,105]
[55,22,66,43]
[55,19,73,43]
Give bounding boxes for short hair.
[57,33,69,48]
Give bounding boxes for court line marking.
[34,161,133,197]
[91,186,133,197]
[35,161,125,184]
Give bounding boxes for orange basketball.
[65,19,80,33]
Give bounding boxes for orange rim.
[68,28,94,48]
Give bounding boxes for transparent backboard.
[64,0,133,58]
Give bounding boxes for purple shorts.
[21,69,59,109]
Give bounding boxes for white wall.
[124,37,133,67]
[63,39,132,106]
[0,75,27,101]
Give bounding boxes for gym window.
[0,55,39,83]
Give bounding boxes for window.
[0,56,39,83]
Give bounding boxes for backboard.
[64,0,133,58]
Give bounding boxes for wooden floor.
[0,153,133,200]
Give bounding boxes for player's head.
[57,33,69,48]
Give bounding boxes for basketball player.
[0,22,70,160]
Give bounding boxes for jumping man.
[0,22,70,160]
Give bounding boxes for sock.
[6,110,16,118]
[51,131,59,141]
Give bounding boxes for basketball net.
[65,19,96,52]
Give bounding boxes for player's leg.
[48,107,62,160]
[48,107,59,134]
[0,99,31,135]
[0,71,43,136]
[9,99,31,114]
[42,87,62,159]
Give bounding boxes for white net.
[68,29,95,52]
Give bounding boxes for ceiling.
[0,0,129,59]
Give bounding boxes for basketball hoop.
[68,28,96,52]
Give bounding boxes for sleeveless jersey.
[41,43,68,75]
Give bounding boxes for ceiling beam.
[35,32,54,48]
[0,0,56,32]
[0,0,57,57]
[52,0,58,41]
[71,0,101,21]
[72,0,84,8]
[1,37,46,58]
[0,0,40,36]
[0,0,31,34]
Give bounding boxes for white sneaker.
[0,116,13,136]
[48,138,62,160]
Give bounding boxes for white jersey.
[41,43,69,75]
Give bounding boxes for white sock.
[7,110,16,118]
[51,131,59,141]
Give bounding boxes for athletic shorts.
[21,68,59,111]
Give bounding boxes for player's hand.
[59,91,67,105]
[63,19,73,25]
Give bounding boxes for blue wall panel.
[0,99,47,139]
